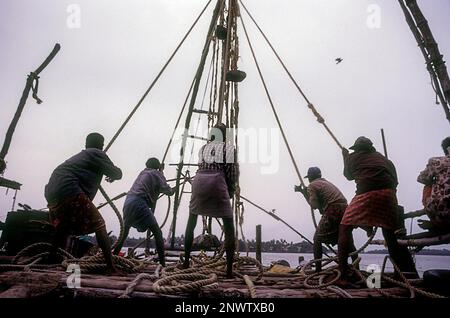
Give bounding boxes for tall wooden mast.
[169,0,242,248]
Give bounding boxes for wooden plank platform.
[0,267,418,298]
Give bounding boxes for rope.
[169,0,225,247]
[119,272,158,298]
[104,0,214,152]
[162,77,196,164]
[9,242,150,274]
[238,12,305,186]
[300,229,377,275]
[303,268,341,289]
[0,264,60,272]
[379,255,445,299]
[61,253,142,273]
[29,72,43,104]
[243,274,257,298]
[238,10,321,231]
[153,250,264,296]
[98,186,124,252]
[23,256,44,272]
[240,196,329,256]
[326,285,353,298]
[153,273,218,294]
[12,242,74,264]
[238,0,344,149]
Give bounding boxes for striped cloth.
[341,188,399,230]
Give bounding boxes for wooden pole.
[381,128,388,159]
[255,225,262,264]
[405,0,450,102]
[399,0,450,124]
[170,0,225,248]
[216,0,235,123]
[0,43,61,173]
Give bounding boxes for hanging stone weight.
[216,25,227,40]
[226,70,247,83]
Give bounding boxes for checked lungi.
[341,188,398,230]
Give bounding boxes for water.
[244,252,450,277]
[129,248,450,277]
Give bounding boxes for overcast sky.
[1,0,449,249]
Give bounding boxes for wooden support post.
[381,128,388,159]
[207,217,213,235]
[0,43,61,174]
[256,224,262,264]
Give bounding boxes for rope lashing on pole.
[104,0,214,152]
[238,0,344,149]
[0,43,61,170]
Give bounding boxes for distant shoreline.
[123,245,450,256]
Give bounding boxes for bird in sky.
[335,57,343,65]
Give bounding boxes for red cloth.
[48,193,105,235]
[341,188,398,230]
[422,185,432,207]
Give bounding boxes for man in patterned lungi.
[338,136,417,285]
[183,123,238,278]
[296,167,358,272]
[45,133,122,274]
[417,137,450,231]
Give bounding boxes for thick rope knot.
[307,103,324,124]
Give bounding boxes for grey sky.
[0,0,449,249]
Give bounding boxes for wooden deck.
[0,264,420,299]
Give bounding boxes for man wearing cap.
[338,136,417,284]
[45,132,122,274]
[296,167,357,272]
[417,137,450,231]
[117,157,174,266]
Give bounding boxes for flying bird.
[335,57,343,65]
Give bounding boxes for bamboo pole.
[381,129,388,159]
[399,0,450,123]
[256,225,262,264]
[0,43,61,174]
[170,0,225,248]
